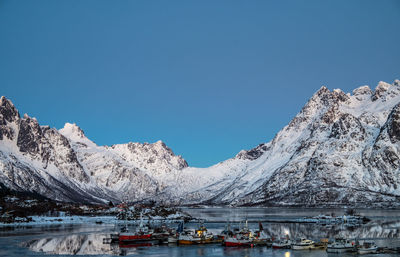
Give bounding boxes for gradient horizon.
[1,0,399,167]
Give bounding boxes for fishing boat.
[292,238,315,250]
[326,238,356,253]
[224,235,253,247]
[152,223,176,244]
[218,222,234,240]
[272,238,292,249]
[178,222,214,244]
[119,212,154,243]
[252,222,272,246]
[223,220,255,247]
[168,221,183,244]
[357,241,378,254]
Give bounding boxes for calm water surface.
[1,207,399,257]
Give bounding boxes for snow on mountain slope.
[158,80,400,207]
[1,80,400,207]
[0,96,188,203]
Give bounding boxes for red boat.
[119,210,154,243]
[119,233,152,242]
[224,237,253,247]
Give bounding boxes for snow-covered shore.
[0,213,186,227]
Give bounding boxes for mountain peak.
[372,81,392,101]
[62,122,85,136]
[59,122,91,145]
[0,96,20,123]
[353,85,372,96]
[317,85,329,93]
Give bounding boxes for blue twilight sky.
[0,1,399,167]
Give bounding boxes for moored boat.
[292,238,315,250]
[218,222,234,240]
[119,212,154,243]
[357,241,378,254]
[252,222,272,246]
[168,221,183,244]
[223,219,255,247]
[326,238,356,253]
[224,236,253,247]
[272,234,292,249]
[272,239,292,249]
[178,222,215,245]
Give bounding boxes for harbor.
[1,207,398,257]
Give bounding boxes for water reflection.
[24,220,400,256]
[24,234,121,255]
[261,220,400,240]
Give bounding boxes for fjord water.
[1,207,400,257]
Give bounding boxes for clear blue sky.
[1,1,399,167]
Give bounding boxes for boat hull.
[179,238,217,245]
[292,244,314,250]
[358,248,378,254]
[326,247,356,253]
[272,244,291,249]
[119,234,152,242]
[178,239,199,245]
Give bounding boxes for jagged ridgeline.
[1,80,400,207]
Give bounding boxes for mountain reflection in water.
[24,220,400,256]
[25,234,123,255]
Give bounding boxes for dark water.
[1,207,400,256]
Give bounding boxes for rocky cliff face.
[1,80,400,207]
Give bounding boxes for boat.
[119,226,153,242]
[272,234,292,249]
[119,212,154,243]
[218,222,234,240]
[151,223,176,244]
[292,238,315,250]
[168,221,183,244]
[178,222,214,245]
[326,238,356,253]
[313,238,328,250]
[224,235,253,247]
[357,241,378,254]
[223,220,255,247]
[252,222,272,246]
[272,238,292,249]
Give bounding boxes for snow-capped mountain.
[0,96,187,204]
[172,80,400,207]
[1,80,400,207]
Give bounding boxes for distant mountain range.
[1,80,400,207]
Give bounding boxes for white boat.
[357,241,378,254]
[326,238,356,253]
[272,237,292,249]
[292,238,315,250]
[178,223,214,245]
